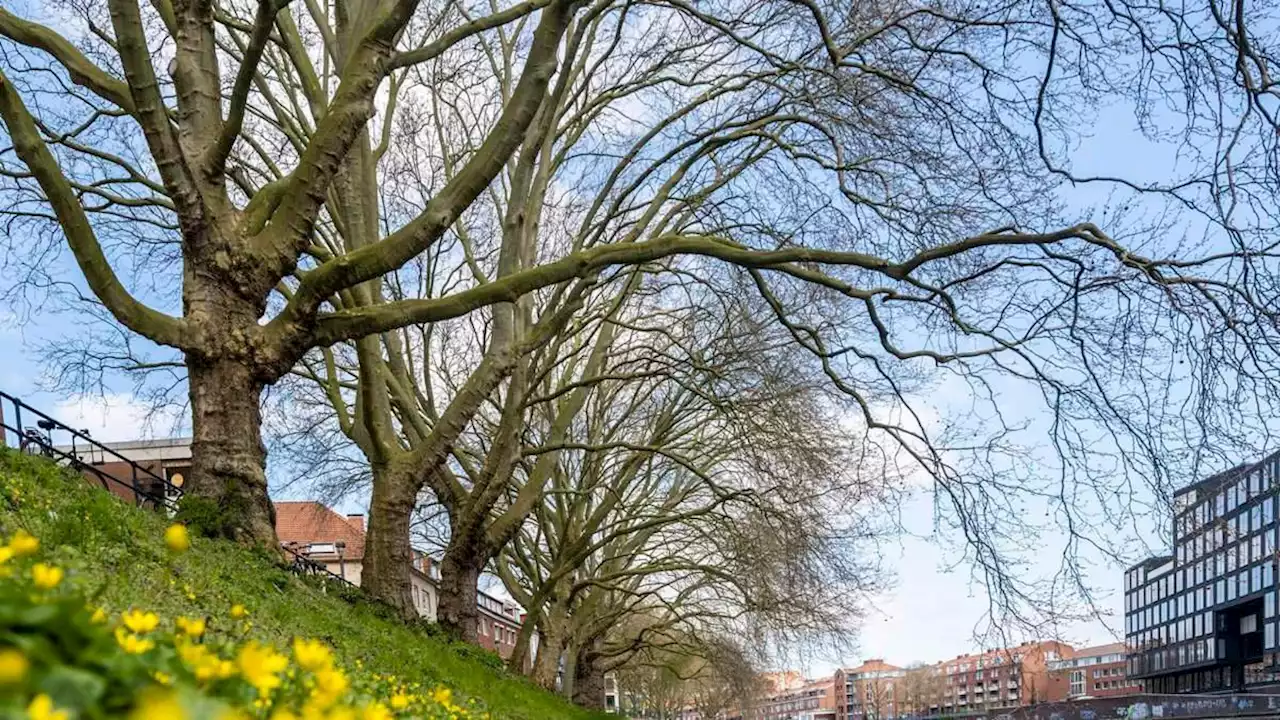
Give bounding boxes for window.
[1268,623,1277,650]
[1242,614,1259,634]
[1069,671,1084,697]
[1267,592,1275,619]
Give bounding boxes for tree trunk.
[361,467,417,619]
[438,549,483,642]
[185,357,277,545]
[572,643,607,711]
[531,614,566,690]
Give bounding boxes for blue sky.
[1,5,1268,677]
[0,301,1156,673]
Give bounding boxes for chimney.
[346,514,365,532]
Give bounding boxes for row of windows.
[1127,457,1280,592]
[1172,456,1280,535]
[1176,469,1277,539]
[1179,503,1275,565]
[1127,569,1278,642]
[1130,619,1280,677]
[1131,529,1278,611]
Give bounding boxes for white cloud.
[50,392,186,444]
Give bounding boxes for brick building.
[835,659,906,720]
[925,641,1075,715]
[754,675,836,720]
[59,436,191,507]
[1046,642,1139,700]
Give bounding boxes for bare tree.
[486,283,889,685]
[3,0,1280,646]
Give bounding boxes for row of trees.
[4,0,1280,703]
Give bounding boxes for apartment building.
[834,659,905,720]
[1124,450,1280,694]
[755,676,836,720]
[1046,642,1138,699]
[927,641,1074,715]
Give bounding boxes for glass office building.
[1124,451,1280,693]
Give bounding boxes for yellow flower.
[9,529,39,556]
[90,607,108,624]
[293,637,334,672]
[311,666,349,708]
[0,647,29,685]
[390,693,411,710]
[164,524,191,553]
[229,604,249,619]
[360,702,393,720]
[432,686,453,706]
[130,688,186,720]
[0,546,14,564]
[122,609,160,633]
[27,694,69,720]
[31,563,62,590]
[115,628,156,655]
[236,641,288,697]
[269,711,298,720]
[176,616,206,638]
[152,671,173,685]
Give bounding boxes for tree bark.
[572,641,607,711]
[531,604,568,690]
[185,356,277,545]
[438,548,483,642]
[361,467,418,619]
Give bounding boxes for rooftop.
[275,501,366,560]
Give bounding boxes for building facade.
[59,436,191,508]
[1124,451,1280,694]
[755,676,836,720]
[1046,642,1137,700]
[927,641,1074,715]
[835,660,905,720]
[476,589,523,657]
[275,501,441,620]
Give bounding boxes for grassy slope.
[0,449,607,720]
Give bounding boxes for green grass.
[0,448,608,720]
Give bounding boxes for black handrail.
[0,389,357,590]
[0,390,181,511]
[0,392,180,487]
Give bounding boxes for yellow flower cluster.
[0,527,497,720]
[0,529,42,580]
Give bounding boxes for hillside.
[0,448,609,719]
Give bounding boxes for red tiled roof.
[275,501,365,560]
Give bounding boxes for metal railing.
[0,389,358,590]
[0,390,181,512]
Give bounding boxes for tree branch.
[0,8,137,113]
[0,70,188,348]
